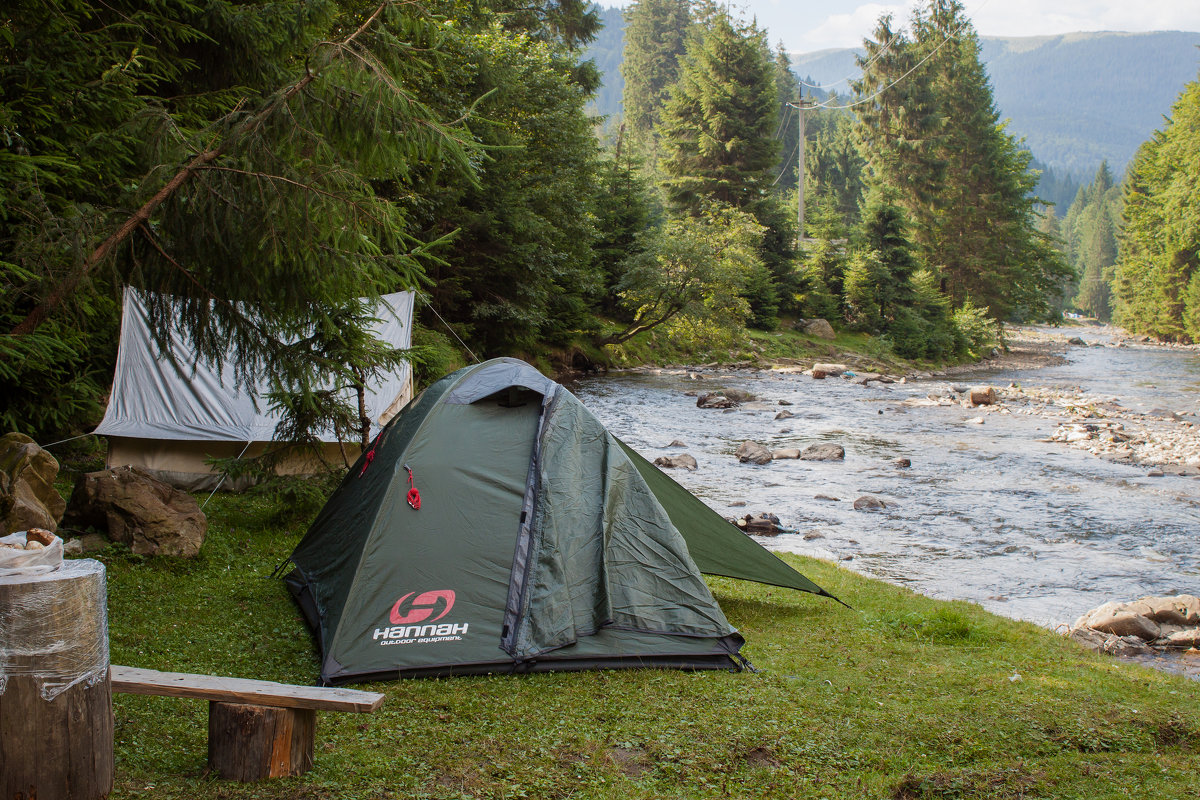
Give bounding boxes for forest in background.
[1,0,1197,453]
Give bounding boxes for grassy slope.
[97,491,1200,800]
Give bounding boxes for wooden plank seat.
[111,665,385,782]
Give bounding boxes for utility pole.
[793,95,815,247]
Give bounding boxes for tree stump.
[207,701,315,781]
[0,560,113,800]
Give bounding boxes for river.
[573,329,1199,654]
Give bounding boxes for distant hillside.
[585,5,625,123]
[585,19,1200,182]
[791,31,1200,178]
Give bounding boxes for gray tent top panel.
[94,289,413,442]
[443,358,557,405]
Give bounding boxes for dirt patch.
[892,764,1041,799]
[743,745,781,768]
[605,745,650,777]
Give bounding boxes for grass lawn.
[99,490,1199,799]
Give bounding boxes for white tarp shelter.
[95,289,415,490]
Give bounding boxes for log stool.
[110,666,384,781]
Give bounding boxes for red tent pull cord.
[359,431,384,477]
[404,465,421,510]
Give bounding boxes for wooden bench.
[111,665,385,782]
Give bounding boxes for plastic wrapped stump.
[0,559,113,800]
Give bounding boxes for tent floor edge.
[321,653,744,685]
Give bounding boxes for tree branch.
[9,2,389,337]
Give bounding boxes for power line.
[814,12,978,111]
[795,28,902,94]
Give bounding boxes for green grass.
[596,323,928,375]
[96,491,1200,799]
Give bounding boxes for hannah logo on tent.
[389,590,456,625]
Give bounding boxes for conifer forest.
[2,0,1198,443]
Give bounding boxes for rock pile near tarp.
[1070,594,1200,655]
[0,432,66,535]
[64,466,207,557]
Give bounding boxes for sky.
[603,0,1200,53]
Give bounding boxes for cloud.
[795,2,918,51]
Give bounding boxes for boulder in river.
[853,495,887,511]
[775,410,794,420]
[967,386,998,406]
[732,513,783,535]
[734,441,773,465]
[811,363,847,379]
[1072,594,1200,649]
[800,443,845,461]
[697,394,737,409]
[653,454,698,471]
[721,388,757,403]
[667,439,687,448]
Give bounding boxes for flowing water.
[573,333,1200,651]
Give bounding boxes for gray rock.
[894,458,912,468]
[1159,628,1200,649]
[802,531,824,540]
[811,363,847,378]
[853,495,887,511]
[803,319,836,340]
[733,513,783,536]
[0,432,67,535]
[667,440,688,448]
[800,443,845,461]
[813,494,840,501]
[721,388,757,404]
[777,400,793,406]
[653,454,698,471]
[1067,336,1087,346]
[64,466,207,557]
[697,394,736,409]
[1087,610,1161,642]
[734,441,774,465]
[774,410,794,420]
[1068,627,1153,657]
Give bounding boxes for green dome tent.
[285,358,836,684]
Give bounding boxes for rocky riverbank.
[917,326,1200,472]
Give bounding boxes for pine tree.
[658,9,779,214]
[1114,73,1200,341]
[854,0,1070,321]
[1,1,480,438]
[620,0,691,149]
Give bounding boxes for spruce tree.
[658,9,779,213]
[620,0,691,149]
[1114,73,1200,340]
[1,1,479,438]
